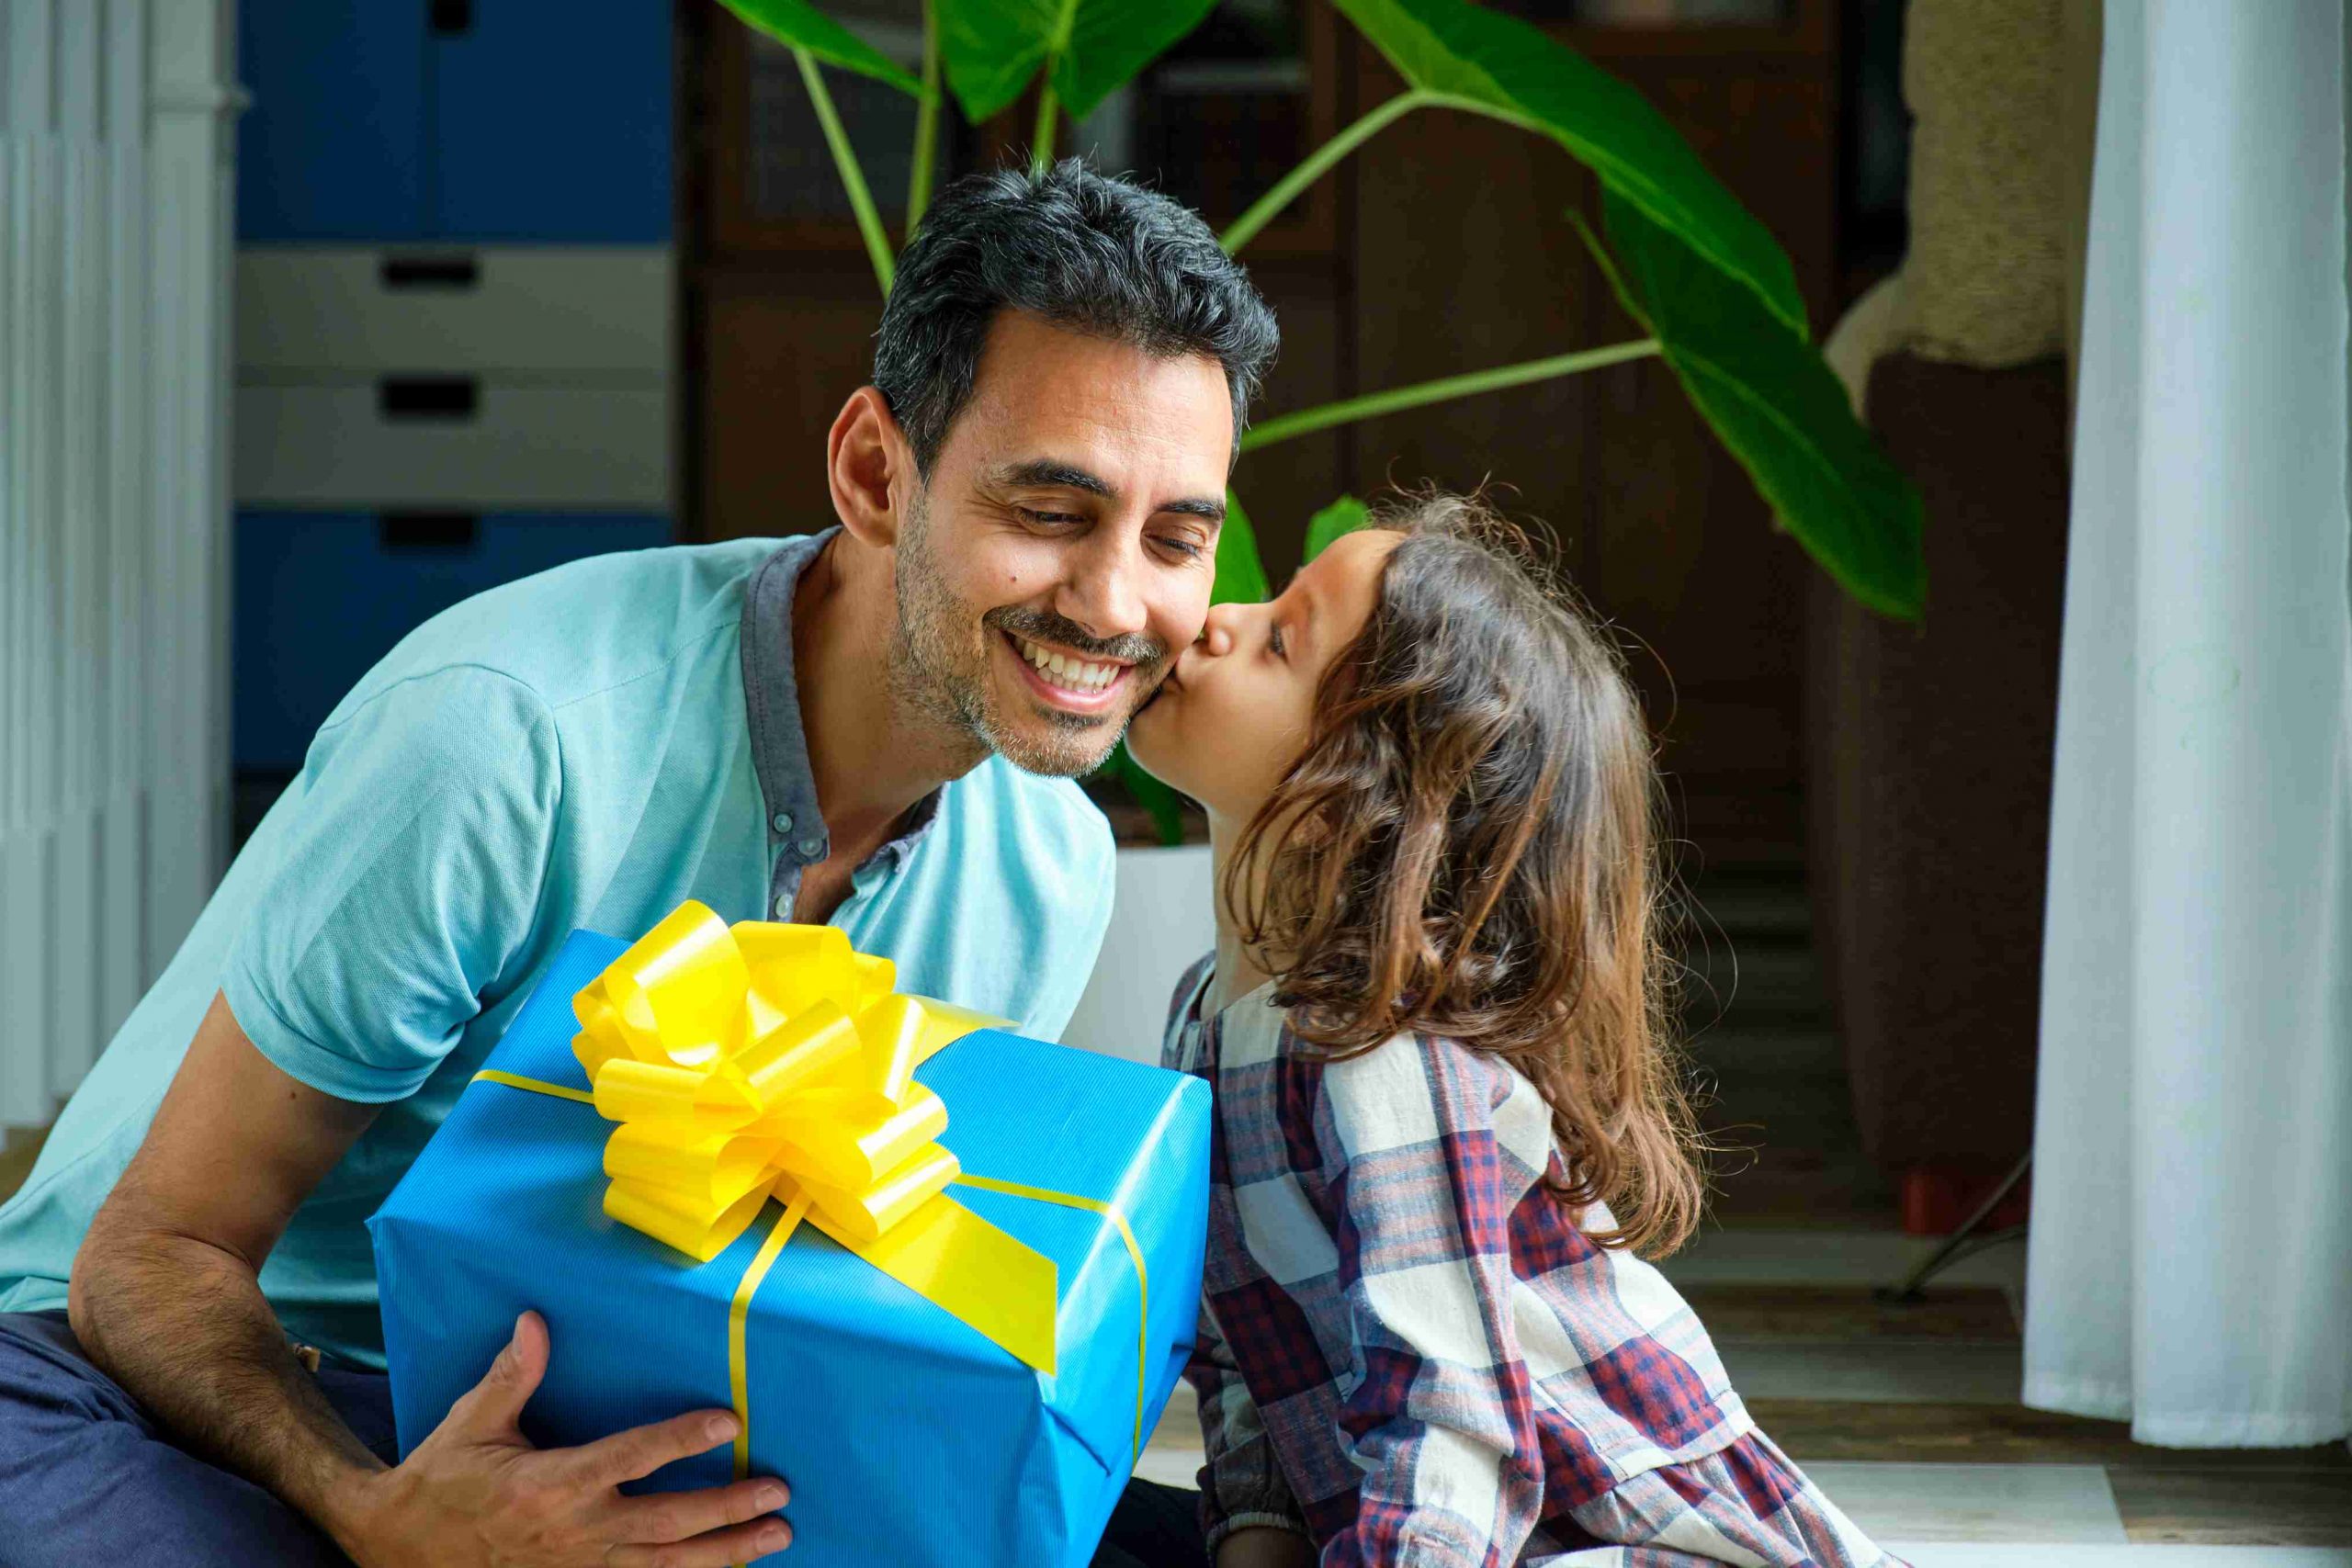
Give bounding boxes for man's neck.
[790,534,987,861]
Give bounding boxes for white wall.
[0,0,237,1125]
[1061,845,1216,1065]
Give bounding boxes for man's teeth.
[1012,634,1123,693]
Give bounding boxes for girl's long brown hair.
[1224,491,1707,1258]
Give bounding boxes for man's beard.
[888,493,1167,777]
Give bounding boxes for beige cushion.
[1894,0,2069,368]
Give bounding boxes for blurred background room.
[2,0,2346,1557]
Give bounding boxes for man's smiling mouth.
[1007,631,1127,694]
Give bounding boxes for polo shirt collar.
[741,530,944,902]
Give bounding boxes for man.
[0,162,1276,1567]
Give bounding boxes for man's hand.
[333,1312,791,1568]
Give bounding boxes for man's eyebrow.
[993,458,1114,497]
[1159,495,1227,523]
[993,459,1224,524]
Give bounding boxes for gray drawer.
[233,379,672,509]
[235,246,672,374]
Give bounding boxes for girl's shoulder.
[1310,1022,1554,1170]
[1205,993,1555,1179]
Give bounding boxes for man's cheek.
[1157,592,1214,662]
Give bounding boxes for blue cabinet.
[236,1,673,245]
[233,510,674,771]
[431,2,675,243]
[236,2,429,241]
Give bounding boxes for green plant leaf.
[1213,488,1271,605]
[935,0,1218,125]
[1302,495,1372,562]
[1329,0,1806,335]
[718,0,925,95]
[1579,194,1922,619]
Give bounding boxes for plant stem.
[1222,89,1435,254]
[1218,88,1577,257]
[906,3,941,234]
[1238,339,1664,452]
[796,47,895,299]
[1030,78,1059,173]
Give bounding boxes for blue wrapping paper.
[368,929,1212,1567]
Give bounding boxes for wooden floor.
[1726,1292,2352,1545]
[1664,874,2350,1548]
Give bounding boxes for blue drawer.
[237,2,673,245]
[429,1,674,243]
[236,1,428,242]
[233,509,673,771]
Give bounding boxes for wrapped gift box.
[369,925,1211,1568]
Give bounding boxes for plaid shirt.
[1163,956,1907,1568]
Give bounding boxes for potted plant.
[722,0,1921,827]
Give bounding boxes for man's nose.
[1056,528,1150,643]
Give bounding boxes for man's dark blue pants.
[0,1310,1205,1567]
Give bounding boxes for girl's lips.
[1001,631,1130,715]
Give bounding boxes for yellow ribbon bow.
[566,901,1059,1377]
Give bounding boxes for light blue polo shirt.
[0,531,1115,1368]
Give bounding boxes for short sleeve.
[220,666,560,1103]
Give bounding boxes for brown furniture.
[1805,350,2072,1194]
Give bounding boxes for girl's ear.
[827,386,916,549]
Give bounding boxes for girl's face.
[1127,527,1401,820]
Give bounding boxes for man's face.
[888,311,1235,777]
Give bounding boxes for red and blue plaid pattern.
[1164,957,1909,1567]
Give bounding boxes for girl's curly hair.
[1223,490,1707,1257]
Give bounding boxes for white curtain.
[0,0,236,1127]
[2024,0,2352,1447]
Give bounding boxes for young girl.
[1126,494,1904,1568]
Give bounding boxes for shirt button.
[771,811,793,835]
[773,893,790,919]
[797,837,823,861]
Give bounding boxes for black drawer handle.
[429,0,472,36]
[380,513,481,551]
[380,254,479,290]
[379,377,479,422]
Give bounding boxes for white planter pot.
[1060,845,1216,1064]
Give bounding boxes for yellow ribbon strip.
[728,1196,807,1481]
[472,1067,595,1105]
[956,1173,1151,1462]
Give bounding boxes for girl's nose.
[1199,604,1243,658]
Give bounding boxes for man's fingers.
[608,1475,790,1544]
[444,1310,549,1436]
[603,1517,794,1567]
[560,1407,741,1487]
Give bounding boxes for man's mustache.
[985,606,1167,668]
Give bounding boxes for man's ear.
[827,387,916,549]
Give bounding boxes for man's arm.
[71,991,386,1508]
[71,991,793,1568]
